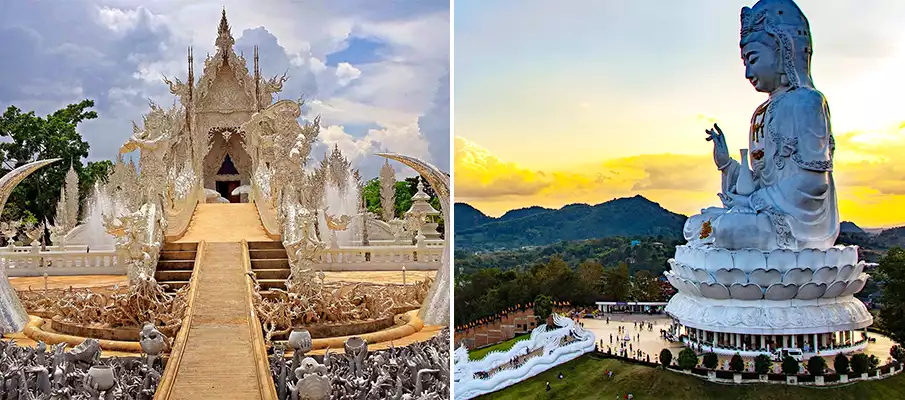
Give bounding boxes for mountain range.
[456,196,902,253]
[455,195,687,251]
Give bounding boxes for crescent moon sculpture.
[376,153,449,326]
[0,158,61,333]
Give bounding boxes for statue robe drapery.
[684,88,839,251]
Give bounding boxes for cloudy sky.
[0,0,450,178]
[455,0,905,227]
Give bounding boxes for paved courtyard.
[579,314,897,371]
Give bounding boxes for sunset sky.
[454,0,905,228]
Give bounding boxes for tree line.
[454,251,675,327]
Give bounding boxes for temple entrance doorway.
[216,180,241,203]
[215,154,242,202]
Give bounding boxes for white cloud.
[309,57,328,74]
[316,122,430,177]
[0,0,449,177]
[335,62,362,86]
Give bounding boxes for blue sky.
[0,0,450,176]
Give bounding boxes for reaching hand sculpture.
[683,0,838,251]
[376,153,449,326]
[0,159,61,333]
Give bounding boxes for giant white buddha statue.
[684,0,838,251]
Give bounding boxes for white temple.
[663,0,872,357]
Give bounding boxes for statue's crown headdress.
[740,0,812,89]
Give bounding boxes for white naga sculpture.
[0,159,61,333]
[684,0,837,251]
[664,0,871,356]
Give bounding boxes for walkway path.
[156,203,276,400]
[174,203,272,243]
[157,242,274,399]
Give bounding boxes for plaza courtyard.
[581,314,897,369]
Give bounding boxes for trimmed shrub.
[781,356,800,375]
[869,354,880,371]
[729,353,744,372]
[659,348,672,368]
[892,345,905,363]
[703,352,719,369]
[851,353,869,374]
[678,347,699,370]
[806,355,826,376]
[754,354,772,374]
[834,354,850,375]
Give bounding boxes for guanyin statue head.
[740,0,814,93]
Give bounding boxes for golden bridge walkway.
[155,203,277,400]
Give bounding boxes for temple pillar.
[760,335,765,350]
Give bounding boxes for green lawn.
[478,353,905,400]
[470,333,532,361]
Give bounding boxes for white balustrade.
[366,239,444,248]
[315,245,442,271]
[0,247,124,277]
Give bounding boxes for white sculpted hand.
[705,123,731,170]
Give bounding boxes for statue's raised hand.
[706,123,731,170]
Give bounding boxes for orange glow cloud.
[456,124,905,227]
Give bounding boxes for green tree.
[806,356,826,376]
[600,262,631,301]
[834,354,850,375]
[677,347,698,370]
[575,260,604,305]
[850,353,869,374]
[659,348,673,368]
[0,100,112,225]
[533,294,553,327]
[702,352,718,369]
[878,247,905,345]
[754,354,772,374]
[362,178,382,216]
[781,356,800,375]
[729,353,744,372]
[631,270,662,301]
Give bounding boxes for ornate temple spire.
[215,8,235,54]
[186,46,194,159]
[254,45,261,111]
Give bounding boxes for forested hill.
[454,236,682,276]
[454,195,687,251]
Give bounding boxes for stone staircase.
[248,241,289,294]
[155,242,198,293]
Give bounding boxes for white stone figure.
[121,101,183,203]
[1,220,21,247]
[289,357,330,400]
[663,0,872,360]
[683,0,838,251]
[324,211,352,250]
[139,323,167,368]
